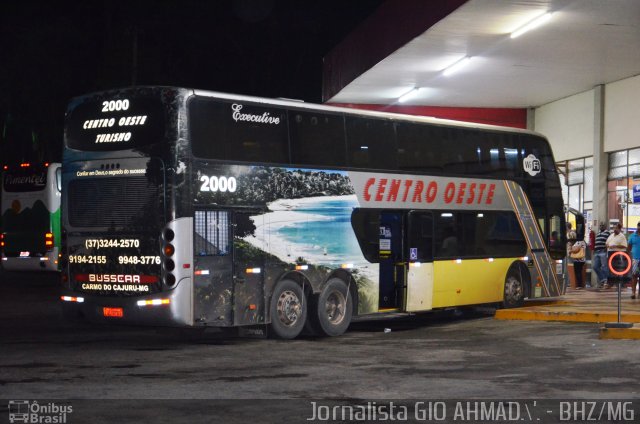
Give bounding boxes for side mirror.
[55,167,62,192]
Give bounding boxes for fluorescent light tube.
[398,87,419,103]
[443,56,471,76]
[511,12,553,39]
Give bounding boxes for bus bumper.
[2,252,58,271]
[60,278,193,327]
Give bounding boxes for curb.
[599,326,640,340]
[494,309,640,324]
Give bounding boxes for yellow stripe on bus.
[431,258,514,308]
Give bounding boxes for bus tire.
[269,279,307,339]
[310,278,353,337]
[502,271,525,308]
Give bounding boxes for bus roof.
[68,85,546,140]
[191,88,544,139]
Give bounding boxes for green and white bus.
[1,162,61,271]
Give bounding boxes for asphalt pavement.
[1,271,639,423]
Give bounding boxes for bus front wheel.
[502,272,525,308]
[269,279,307,339]
[310,278,353,337]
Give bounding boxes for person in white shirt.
[605,223,628,289]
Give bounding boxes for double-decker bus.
[60,87,568,338]
[1,162,61,271]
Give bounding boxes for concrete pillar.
[592,85,608,286]
[526,107,536,131]
[592,85,608,227]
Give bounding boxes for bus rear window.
[67,176,163,230]
[2,169,47,192]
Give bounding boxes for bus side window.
[290,111,346,167]
[189,98,289,164]
[351,208,380,263]
[194,210,230,256]
[345,117,396,169]
[396,123,441,173]
[434,212,461,258]
[407,211,433,261]
[441,128,488,176]
[482,212,527,258]
[549,215,562,248]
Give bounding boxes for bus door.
[232,210,265,326]
[379,212,405,309]
[406,211,434,312]
[193,209,234,326]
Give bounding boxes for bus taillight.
[162,228,176,287]
[0,233,5,249]
[45,232,54,250]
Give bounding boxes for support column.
[526,107,536,131]
[592,85,608,227]
[592,85,608,286]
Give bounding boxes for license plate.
[19,251,30,257]
[103,307,124,318]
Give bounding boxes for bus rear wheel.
[269,279,307,339]
[502,272,525,308]
[310,278,353,337]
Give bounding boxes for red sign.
[349,171,511,211]
[608,251,631,276]
[103,307,124,318]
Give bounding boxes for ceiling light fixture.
[398,87,420,103]
[443,56,471,77]
[510,12,553,39]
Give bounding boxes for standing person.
[592,222,611,288]
[627,222,640,299]
[605,223,628,289]
[566,222,573,240]
[568,231,586,289]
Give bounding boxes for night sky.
[0,0,383,163]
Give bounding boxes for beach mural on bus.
[194,164,380,314]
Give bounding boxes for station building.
[322,0,640,234]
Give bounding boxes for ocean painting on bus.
[195,164,380,314]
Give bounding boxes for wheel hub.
[325,291,346,325]
[277,290,301,326]
[505,276,523,303]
